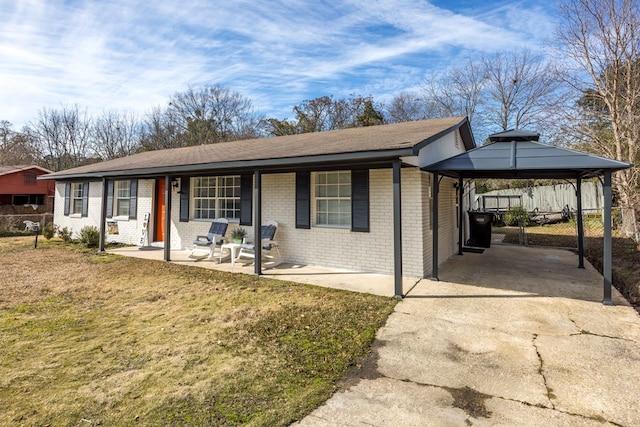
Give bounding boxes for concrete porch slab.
[107,246,420,298]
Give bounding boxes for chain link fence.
[495,206,639,247]
[494,206,640,302]
[0,213,54,236]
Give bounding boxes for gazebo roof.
[422,138,631,179]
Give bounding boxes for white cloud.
[0,0,556,127]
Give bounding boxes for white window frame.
[71,182,84,215]
[192,176,241,220]
[313,171,351,228]
[115,180,131,217]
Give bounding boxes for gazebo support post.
[164,175,172,262]
[458,177,464,255]
[431,172,439,281]
[393,160,403,298]
[603,171,613,305]
[576,178,585,269]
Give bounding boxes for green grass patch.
[0,237,397,426]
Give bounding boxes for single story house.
[41,117,475,296]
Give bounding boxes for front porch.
[107,245,422,297]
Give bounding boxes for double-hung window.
[314,171,351,227]
[64,181,89,217]
[71,182,84,215]
[115,180,131,217]
[192,176,240,220]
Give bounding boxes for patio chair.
[189,218,229,259]
[235,220,282,267]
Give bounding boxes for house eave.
[410,117,475,155]
[39,148,416,181]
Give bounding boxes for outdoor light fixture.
[171,177,180,192]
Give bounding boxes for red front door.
[155,178,166,242]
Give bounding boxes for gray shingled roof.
[423,139,632,179]
[43,117,472,179]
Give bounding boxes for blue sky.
[0,0,557,128]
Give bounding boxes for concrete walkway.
[296,245,640,426]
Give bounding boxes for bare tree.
[385,91,428,123]
[139,106,182,151]
[27,105,93,171]
[482,50,559,132]
[167,85,263,146]
[92,110,141,160]
[556,0,640,235]
[0,121,40,165]
[422,51,561,143]
[423,59,486,126]
[264,95,384,135]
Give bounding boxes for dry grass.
[0,237,397,426]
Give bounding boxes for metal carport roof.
[422,129,633,305]
[422,131,630,180]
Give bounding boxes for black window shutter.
[129,179,138,219]
[81,182,89,217]
[239,174,253,226]
[351,169,369,232]
[64,182,71,216]
[106,180,114,218]
[179,176,190,222]
[295,172,311,229]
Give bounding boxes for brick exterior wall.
[53,168,461,278]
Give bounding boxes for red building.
[0,165,55,214]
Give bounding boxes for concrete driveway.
[297,245,640,426]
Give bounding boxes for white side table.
[220,242,243,266]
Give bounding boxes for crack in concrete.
[403,278,424,296]
[339,321,626,426]
[532,333,556,409]
[385,374,625,426]
[568,316,636,343]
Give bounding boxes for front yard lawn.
[0,237,397,426]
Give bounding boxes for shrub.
[42,222,57,240]
[78,226,100,248]
[504,206,529,226]
[57,226,74,243]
